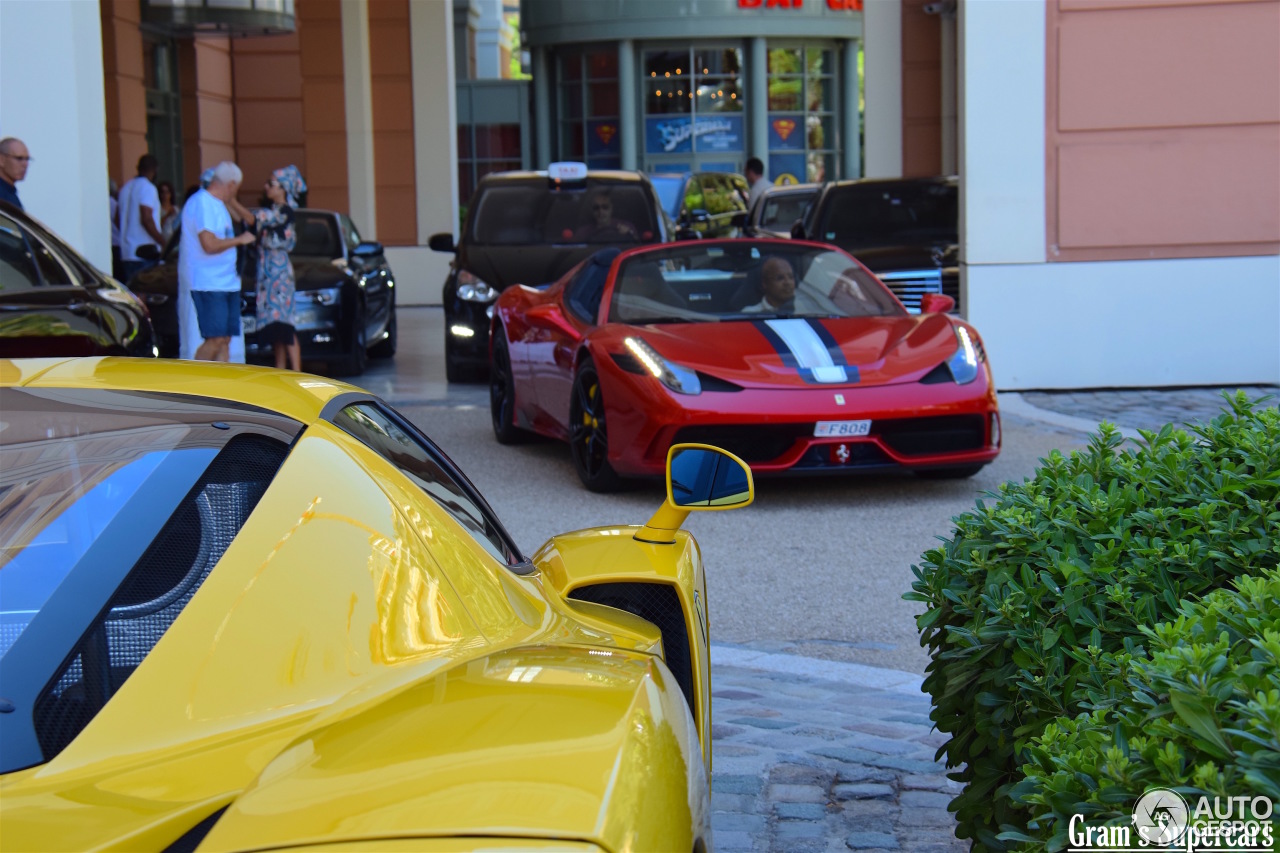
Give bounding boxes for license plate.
[815,419,872,437]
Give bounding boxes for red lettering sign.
[738,0,762,6]
[827,0,863,8]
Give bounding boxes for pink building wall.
[1046,0,1280,263]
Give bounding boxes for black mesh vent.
[32,435,289,760]
[672,424,810,463]
[919,363,953,384]
[568,583,697,725]
[695,372,743,393]
[875,414,986,456]
[609,351,645,374]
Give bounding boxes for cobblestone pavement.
[1015,384,1279,435]
[706,384,1279,852]
[710,644,963,853]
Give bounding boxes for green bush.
[1002,567,1280,851]
[905,394,1280,850]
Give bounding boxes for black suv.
[792,176,958,313]
[430,166,674,382]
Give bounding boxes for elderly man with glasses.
[0,137,31,210]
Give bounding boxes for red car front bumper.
[595,353,1001,477]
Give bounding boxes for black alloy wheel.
[489,331,526,444]
[569,357,623,492]
[369,305,396,359]
[334,303,367,376]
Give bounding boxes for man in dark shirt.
[0,137,30,209]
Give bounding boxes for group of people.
[2,134,306,372]
[177,160,308,371]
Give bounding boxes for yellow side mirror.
[635,444,754,544]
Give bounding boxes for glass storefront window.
[767,43,838,185]
[643,46,745,173]
[559,49,621,169]
[458,123,522,205]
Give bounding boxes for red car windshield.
[608,243,905,324]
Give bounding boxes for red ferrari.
[490,239,1000,491]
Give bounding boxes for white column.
[533,46,552,168]
[958,0,1045,264]
[341,0,377,239]
[863,0,902,179]
[0,0,111,269]
[841,38,861,179]
[750,37,768,169]
[411,0,459,244]
[619,39,637,170]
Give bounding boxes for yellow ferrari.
[0,357,754,853]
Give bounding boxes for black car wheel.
[334,304,367,376]
[915,464,984,480]
[489,331,526,445]
[569,357,623,492]
[369,305,396,359]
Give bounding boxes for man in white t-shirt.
[118,154,164,281]
[180,161,255,362]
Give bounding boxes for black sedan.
[0,201,156,358]
[128,208,395,375]
[792,176,960,313]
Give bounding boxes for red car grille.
[874,414,986,455]
[672,424,811,463]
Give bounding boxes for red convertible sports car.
[490,239,1001,491]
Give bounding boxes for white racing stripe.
[765,319,848,384]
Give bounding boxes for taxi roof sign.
[548,161,588,182]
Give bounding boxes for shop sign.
[645,115,745,154]
[738,0,864,9]
[769,115,804,151]
[769,152,806,186]
[588,120,620,156]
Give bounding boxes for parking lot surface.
[356,307,1276,851]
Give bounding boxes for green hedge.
[1001,567,1280,851]
[904,394,1280,850]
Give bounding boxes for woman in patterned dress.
[254,165,306,371]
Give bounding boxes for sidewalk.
[708,383,1278,852]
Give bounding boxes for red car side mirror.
[920,293,955,314]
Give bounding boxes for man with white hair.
[180,161,255,362]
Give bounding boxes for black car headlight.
[625,336,701,395]
[296,287,341,307]
[946,326,981,385]
[457,270,498,302]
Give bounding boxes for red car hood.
[608,314,961,389]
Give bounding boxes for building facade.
[0,0,1275,389]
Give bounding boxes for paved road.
[356,306,1276,852]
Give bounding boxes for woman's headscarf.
[272,165,307,208]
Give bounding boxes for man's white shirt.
[119,175,160,261]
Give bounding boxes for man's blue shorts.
[192,290,241,339]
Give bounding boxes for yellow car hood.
[200,644,706,853]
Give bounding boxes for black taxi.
[429,163,676,382]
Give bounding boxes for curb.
[711,643,925,695]
[997,391,1141,441]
